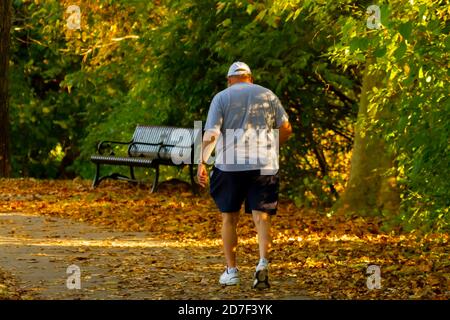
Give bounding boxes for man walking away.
[197,62,292,289]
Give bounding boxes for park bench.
[90,125,198,193]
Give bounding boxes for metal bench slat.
[129,125,194,160]
[91,155,154,166]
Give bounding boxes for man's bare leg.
[222,212,240,268]
[252,210,271,289]
[252,210,271,260]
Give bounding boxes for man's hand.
[279,121,293,145]
[197,130,219,188]
[197,163,209,188]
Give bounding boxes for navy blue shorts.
[209,167,279,215]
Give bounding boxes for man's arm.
[198,92,223,188]
[270,92,291,145]
[197,130,219,188]
[278,121,293,145]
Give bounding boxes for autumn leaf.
[0,179,448,300]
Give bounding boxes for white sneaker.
[219,268,240,286]
[253,264,270,289]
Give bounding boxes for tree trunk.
[0,0,12,177]
[335,58,400,216]
[305,127,339,199]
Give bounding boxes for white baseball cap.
[227,61,252,77]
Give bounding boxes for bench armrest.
[128,141,193,158]
[129,141,163,147]
[128,141,165,158]
[97,140,133,155]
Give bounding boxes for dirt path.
[0,212,310,300]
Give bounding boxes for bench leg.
[130,166,136,180]
[92,163,101,188]
[128,166,138,186]
[151,164,159,193]
[92,163,134,188]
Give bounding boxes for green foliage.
[326,0,449,231]
[10,0,82,177]
[152,0,357,204]
[8,0,449,232]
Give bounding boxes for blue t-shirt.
[204,82,289,173]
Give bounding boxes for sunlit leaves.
[398,21,413,40]
[349,37,369,52]
[373,46,386,58]
[394,41,407,60]
[324,0,449,231]
[0,179,448,299]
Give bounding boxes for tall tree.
[324,0,448,229]
[335,57,400,216]
[0,0,12,177]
